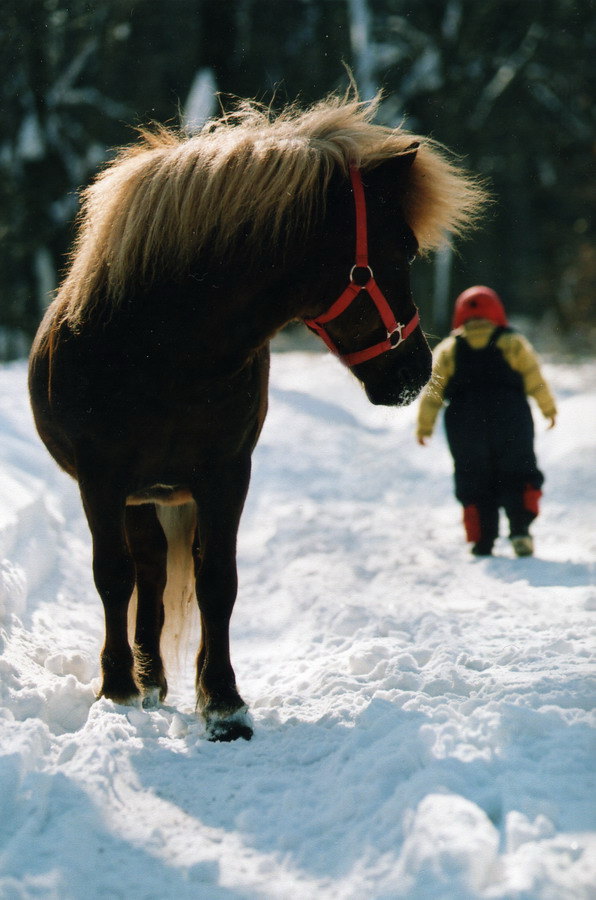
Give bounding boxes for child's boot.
[505,484,540,557]
[472,538,495,556]
[464,503,498,556]
[511,534,534,557]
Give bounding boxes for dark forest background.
[1,0,594,358]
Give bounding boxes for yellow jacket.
[416,319,557,440]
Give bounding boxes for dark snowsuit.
[443,327,544,549]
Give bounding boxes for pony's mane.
[57,93,487,325]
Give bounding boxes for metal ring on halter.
[388,324,404,348]
[349,264,374,285]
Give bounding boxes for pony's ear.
[397,141,419,169]
[365,143,419,187]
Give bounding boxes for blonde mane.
[57,93,487,325]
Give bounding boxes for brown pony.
[29,94,485,740]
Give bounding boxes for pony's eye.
[408,251,417,265]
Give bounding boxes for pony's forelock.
[57,92,487,325]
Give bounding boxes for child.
[416,286,557,557]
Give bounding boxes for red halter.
[304,166,420,368]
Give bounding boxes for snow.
[17,111,45,162]
[183,68,218,133]
[0,351,594,899]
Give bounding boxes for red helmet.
[451,286,508,329]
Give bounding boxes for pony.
[29,94,486,741]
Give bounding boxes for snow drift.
[0,352,594,898]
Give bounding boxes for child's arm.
[501,333,557,423]
[416,338,455,443]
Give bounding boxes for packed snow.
[0,349,594,899]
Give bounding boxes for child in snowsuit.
[416,286,557,557]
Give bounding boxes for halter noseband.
[304,166,419,368]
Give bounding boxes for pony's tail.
[157,504,200,671]
[128,503,200,683]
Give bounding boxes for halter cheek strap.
[304,166,420,368]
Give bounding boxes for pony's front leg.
[192,456,253,741]
[80,480,139,705]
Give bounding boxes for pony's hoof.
[97,691,142,709]
[141,687,162,710]
[204,706,253,742]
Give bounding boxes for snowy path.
[0,354,594,899]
